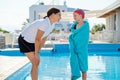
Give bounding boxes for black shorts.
[18,35,35,53]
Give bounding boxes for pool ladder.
[52,44,56,53]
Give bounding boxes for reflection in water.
[102,56,120,80]
[88,53,120,80]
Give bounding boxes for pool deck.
[0,50,29,80]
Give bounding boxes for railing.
[0,36,5,49]
[42,41,54,50]
[90,31,117,43]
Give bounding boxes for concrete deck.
[0,55,29,80]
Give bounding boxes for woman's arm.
[35,29,44,55]
[39,36,47,50]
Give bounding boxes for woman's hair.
[44,7,60,18]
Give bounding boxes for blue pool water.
[3,51,120,80]
[1,44,120,80]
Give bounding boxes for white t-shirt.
[21,17,54,43]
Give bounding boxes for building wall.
[106,14,116,31]
[102,11,120,43]
[116,11,120,42]
[29,4,67,22]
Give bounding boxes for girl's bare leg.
[82,72,87,80]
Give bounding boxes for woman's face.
[53,12,61,22]
[73,12,83,21]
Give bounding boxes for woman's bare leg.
[82,72,87,80]
[25,52,40,80]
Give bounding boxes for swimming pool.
[3,44,120,80]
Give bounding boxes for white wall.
[116,12,120,42]
[29,4,67,22]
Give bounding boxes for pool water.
[88,55,120,80]
[27,54,70,80]
[5,51,120,80]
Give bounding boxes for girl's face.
[73,12,83,21]
[53,12,61,22]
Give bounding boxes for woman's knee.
[32,58,40,66]
[25,52,40,66]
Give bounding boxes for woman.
[18,7,61,80]
[69,9,90,80]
